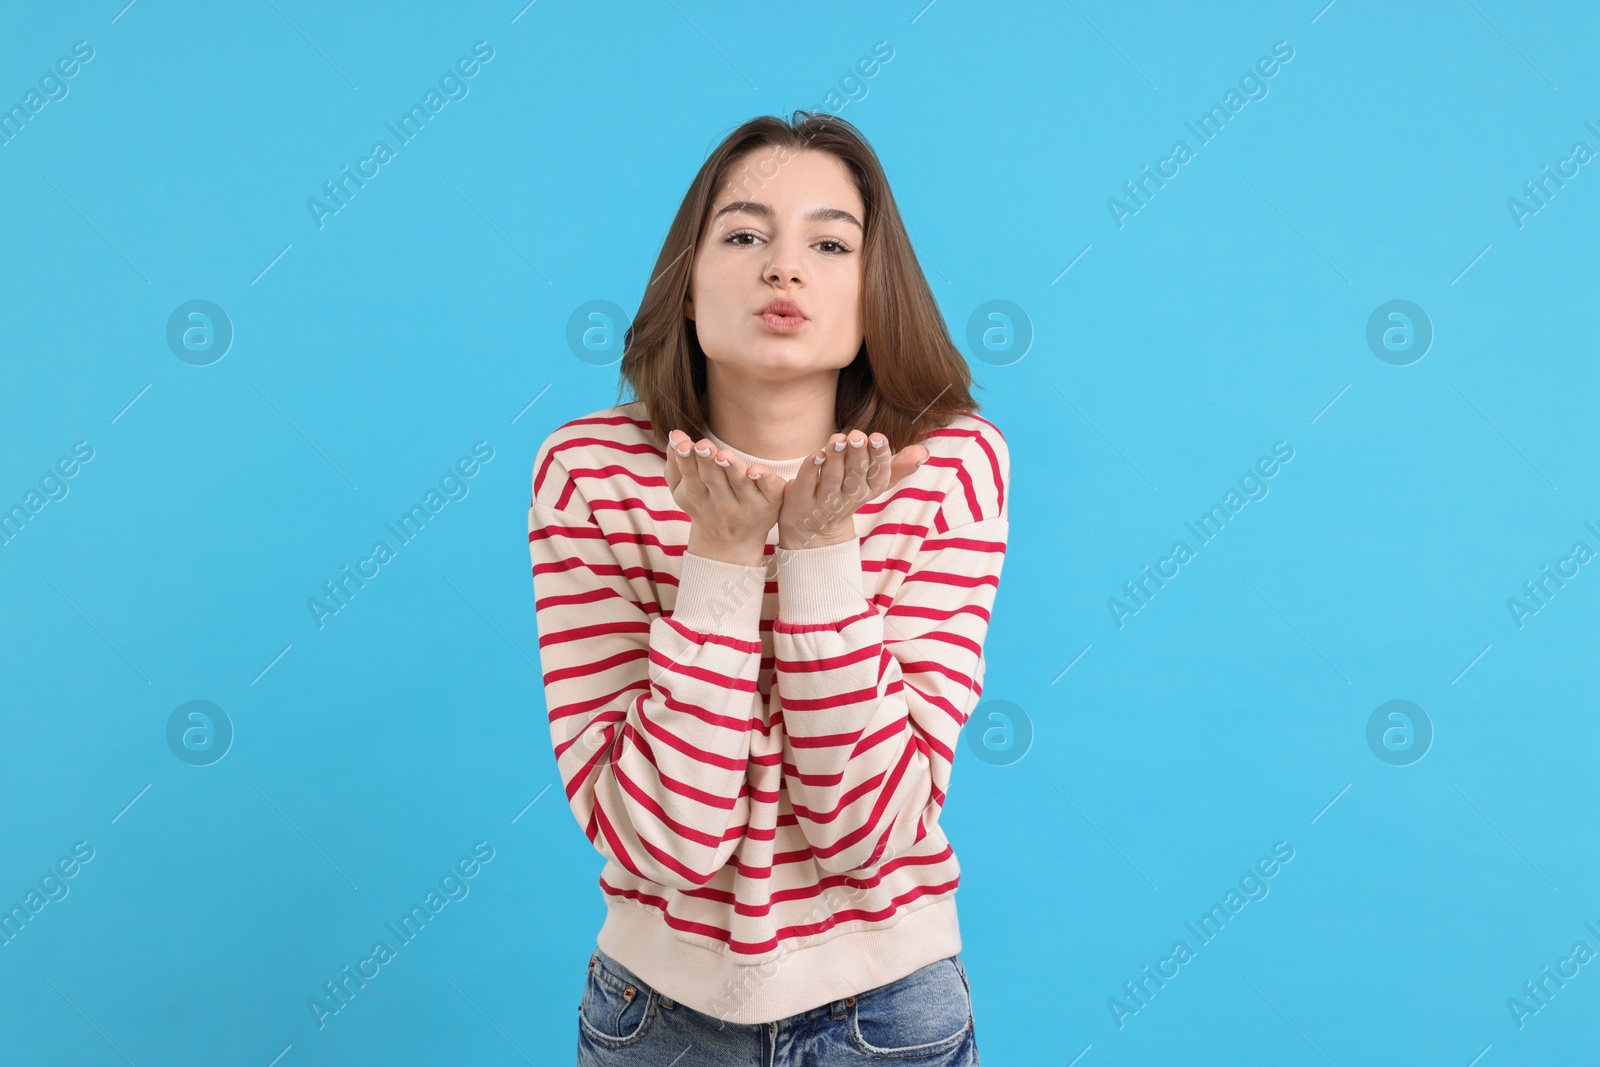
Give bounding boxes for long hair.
[615,111,980,453]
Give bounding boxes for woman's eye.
[723,232,852,255]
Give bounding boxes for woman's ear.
[684,288,695,322]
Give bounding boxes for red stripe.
[630,694,750,771]
[793,743,910,866]
[598,877,960,952]
[885,602,991,626]
[920,531,1006,553]
[651,683,759,733]
[665,844,957,911]
[895,655,979,690]
[962,414,1008,512]
[590,796,647,880]
[566,413,652,431]
[611,732,743,837]
[662,614,763,652]
[617,720,751,814]
[553,707,623,762]
[542,646,647,686]
[538,617,650,649]
[548,678,647,723]
[536,584,656,617]
[534,425,657,501]
[901,569,999,591]
[925,423,1005,516]
[599,852,955,920]
[565,462,668,494]
[646,645,760,691]
[891,628,982,659]
[773,607,875,635]
[590,497,689,524]
[530,516,604,541]
[777,683,880,712]
[535,550,690,592]
[774,642,879,673]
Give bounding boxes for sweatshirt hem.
[595,892,961,1026]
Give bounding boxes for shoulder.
[531,400,659,513]
[916,411,1009,527]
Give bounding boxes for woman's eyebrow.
[711,201,863,230]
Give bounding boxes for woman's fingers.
[719,452,787,509]
[863,433,896,499]
[669,430,702,496]
[704,442,763,508]
[669,429,784,513]
[745,463,786,505]
[886,443,928,488]
[797,429,927,524]
[797,433,842,510]
[712,448,789,518]
[690,438,740,510]
[838,430,874,506]
[812,430,873,517]
[814,432,849,506]
[665,430,687,494]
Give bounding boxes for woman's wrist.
[686,529,767,568]
[776,523,855,551]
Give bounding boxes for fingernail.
[870,435,887,448]
[833,439,847,451]
[716,457,730,467]
[695,446,711,457]
[749,470,762,479]
[848,434,865,448]
[676,445,690,456]
[813,452,826,465]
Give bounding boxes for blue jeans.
[576,944,980,1065]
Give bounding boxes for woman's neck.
[703,369,839,463]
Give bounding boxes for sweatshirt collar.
[704,429,811,482]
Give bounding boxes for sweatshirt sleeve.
[772,435,1009,878]
[529,443,769,892]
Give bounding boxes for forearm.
[772,538,930,873]
[771,521,1007,875]
[535,503,768,889]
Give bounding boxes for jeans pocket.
[578,950,658,1049]
[848,955,973,1058]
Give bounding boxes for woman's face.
[686,147,866,382]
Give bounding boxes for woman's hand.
[777,430,928,550]
[665,429,786,567]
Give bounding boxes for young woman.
[530,112,1009,1065]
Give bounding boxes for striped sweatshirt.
[528,399,1009,1025]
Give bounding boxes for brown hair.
[614,111,980,453]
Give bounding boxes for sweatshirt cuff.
[775,538,869,625]
[671,550,768,637]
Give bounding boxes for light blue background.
[2,1,1596,1062]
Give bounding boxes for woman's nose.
[763,241,804,285]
